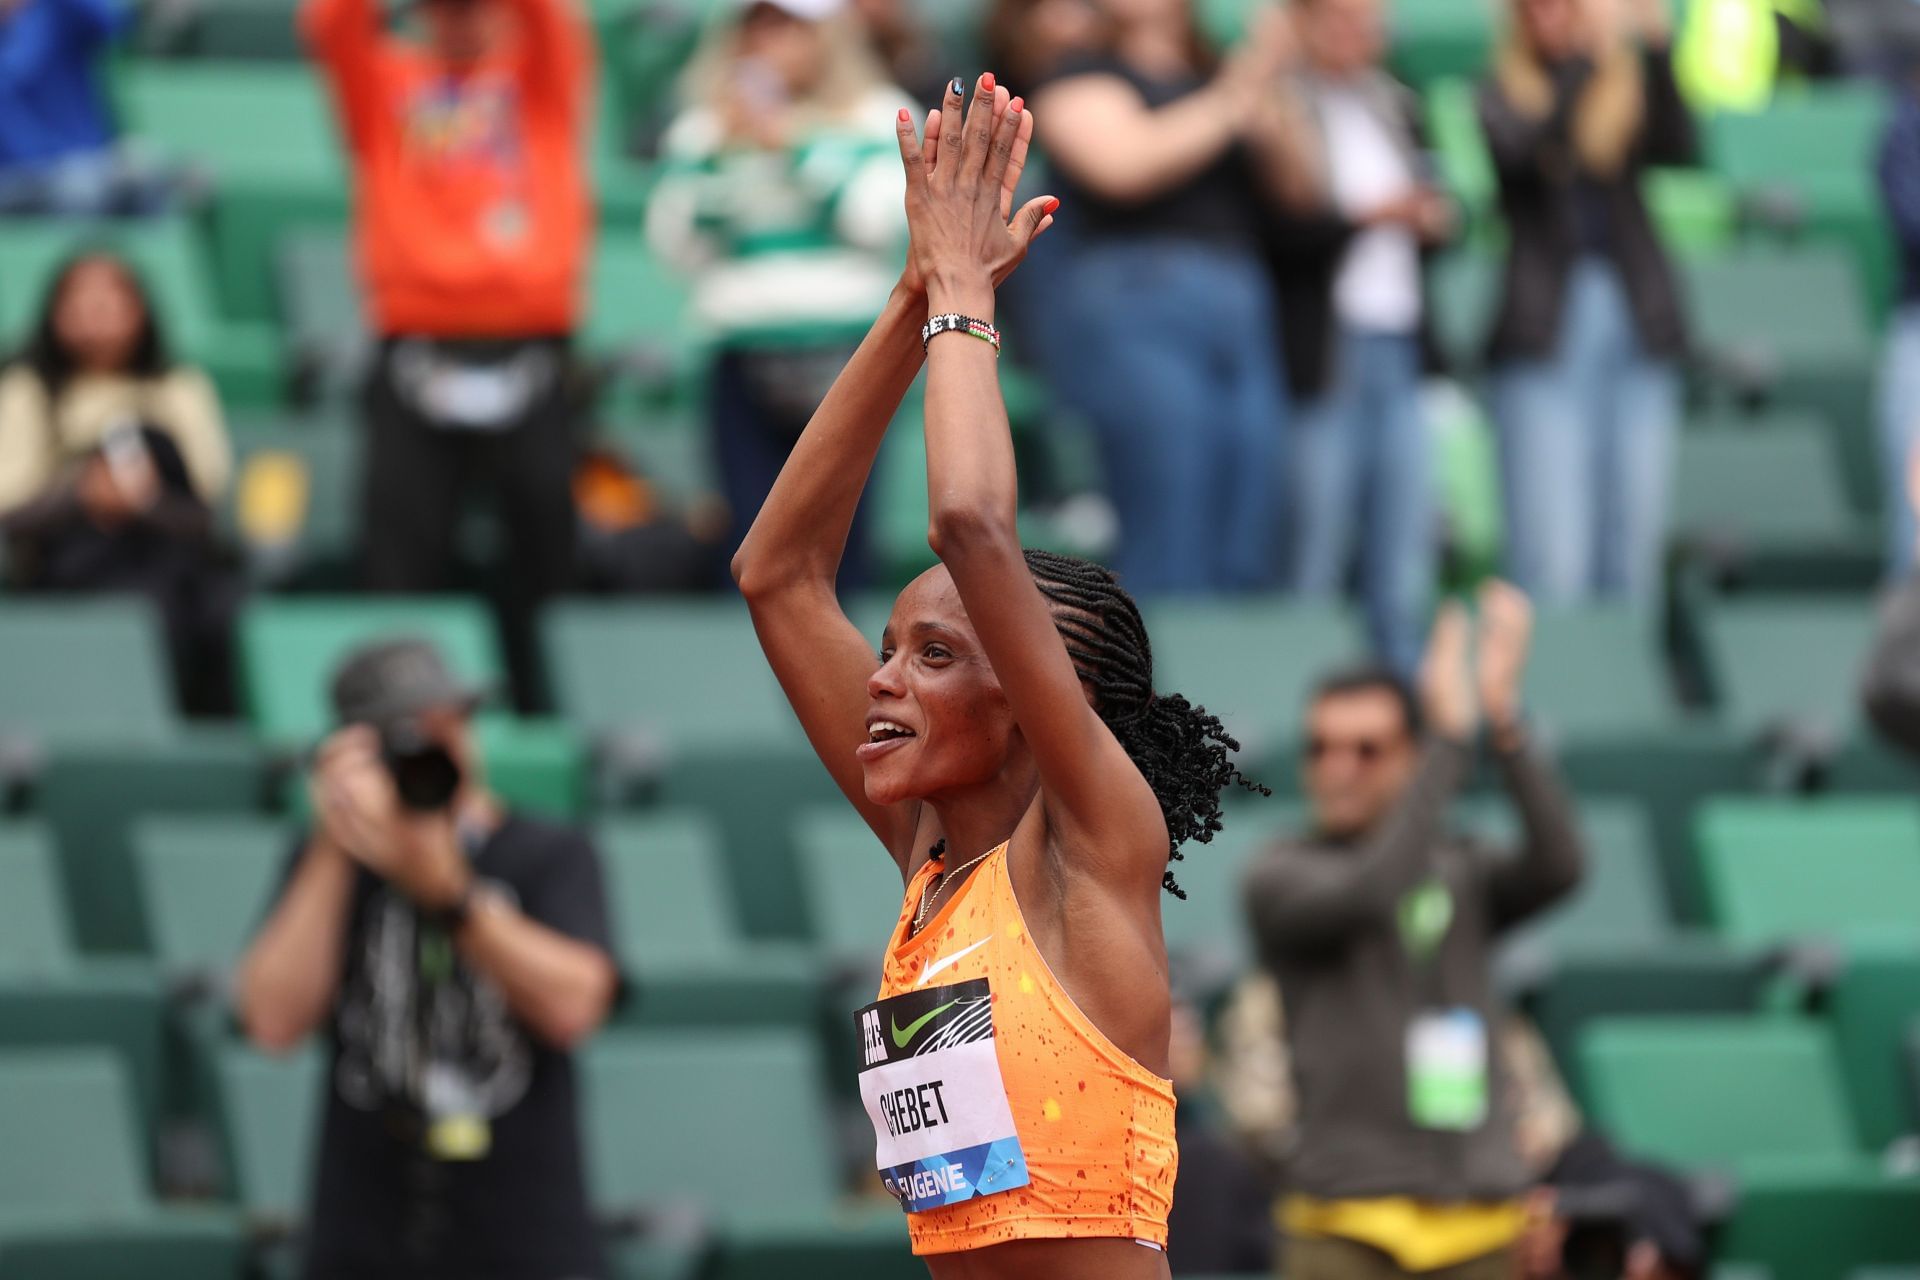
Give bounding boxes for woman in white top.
[0,250,238,714]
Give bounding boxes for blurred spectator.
[303,0,594,712]
[1030,0,1299,595]
[1863,451,1920,749]
[0,0,168,215]
[1166,989,1278,1275]
[1673,0,1832,111]
[846,0,944,105]
[0,251,239,716]
[237,638,619,1280]
[646,0,910,590]
[984,0,1104,91]
[1209,975,1705,1280]
[571,439,730,591]
[1480,0,1695,604]
[1878,81,1920,575]
[1270,0,1451,675]
[1242,582,1585,1280]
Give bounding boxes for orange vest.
[859,844,1178,1256]
[302,0,591,336]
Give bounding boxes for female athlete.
[731,73,1261,1280]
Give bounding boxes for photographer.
[237,638,618,1280]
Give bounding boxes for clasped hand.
[894,73,1057,299]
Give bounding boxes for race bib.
[1406,1007,1489,1131]
[855,978,1031,1212]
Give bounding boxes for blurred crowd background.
[7,0,1920,1276]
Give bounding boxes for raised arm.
[734,81,1040,867]
[1471,581,1584,929]
[300,0,384,154]
[502,0,592,131]
[897,76,1166,884]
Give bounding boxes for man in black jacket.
[1268,0,1453,677]
[1243,581,1585,1280]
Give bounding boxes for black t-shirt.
[277,815,616,1280]
[1041,53,1267,250]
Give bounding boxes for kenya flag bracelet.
[922,313,1001,355]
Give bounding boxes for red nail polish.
[1010,96,1024,114]
[898,108,909,123]
[982,72,995,90]
[1045,197,1060,214]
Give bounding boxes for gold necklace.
[912,844,997,933]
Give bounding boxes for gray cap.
[330,638,487,729]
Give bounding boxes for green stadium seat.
[113,62,347,326]
[1671,415,1877,590]
[1681,249,1877,510]
[133,816,288,983]
[476,717,589,818]
[240,595,502,744]
[1644,167,1739,256]
[0,216,282,407]
[544,599,836,938]
[584,238,701,406]
[1706,83,1894,315]
[0,1047,246,1277]
[706,1206,919,1280]
[1389,0,1494,88]
[168,0,302,59]
[1555,726,1759,926]
[1693,798,1920,947]
[0,817,171,1137]
[597,812,821,1029]
[0,823,76,978]
[1477,798,1674,958]
[1143,599,1366,782]
[1527,941,1779,1096]
[0,1048,150,1216]
[0,1214,248,1280]
[274,229,368,404]
[1721,1168,1920,1280]
[209,1042,322,1222]
[0,599,178,754]
[1828,940,1920,1151]
[0,966,168,1163]
[38,731,268,955]
[1696,598,1875,740]
[1524,607,1683,743]
[1579,1016,1862,1177]
[582,1029,839,1224]
[794,807,909,964]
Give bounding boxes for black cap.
[330,638,487,730]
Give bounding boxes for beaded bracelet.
[922,313,1001,356]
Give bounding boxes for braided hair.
[1023,548,1267,897]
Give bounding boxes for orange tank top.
[854,842,1178,1256]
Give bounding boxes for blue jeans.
[1286,328,1433,676]
[1054,239,1287,595]
[1492,260,1679,603]
[1877,304,1920,575]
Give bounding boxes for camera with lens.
[379,721,463,812]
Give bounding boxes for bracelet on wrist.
[922,313,1000,356]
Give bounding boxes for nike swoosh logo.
[891,1000,956,1049]
[916,936,990,987]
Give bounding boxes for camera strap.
[415,822,494,1162]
